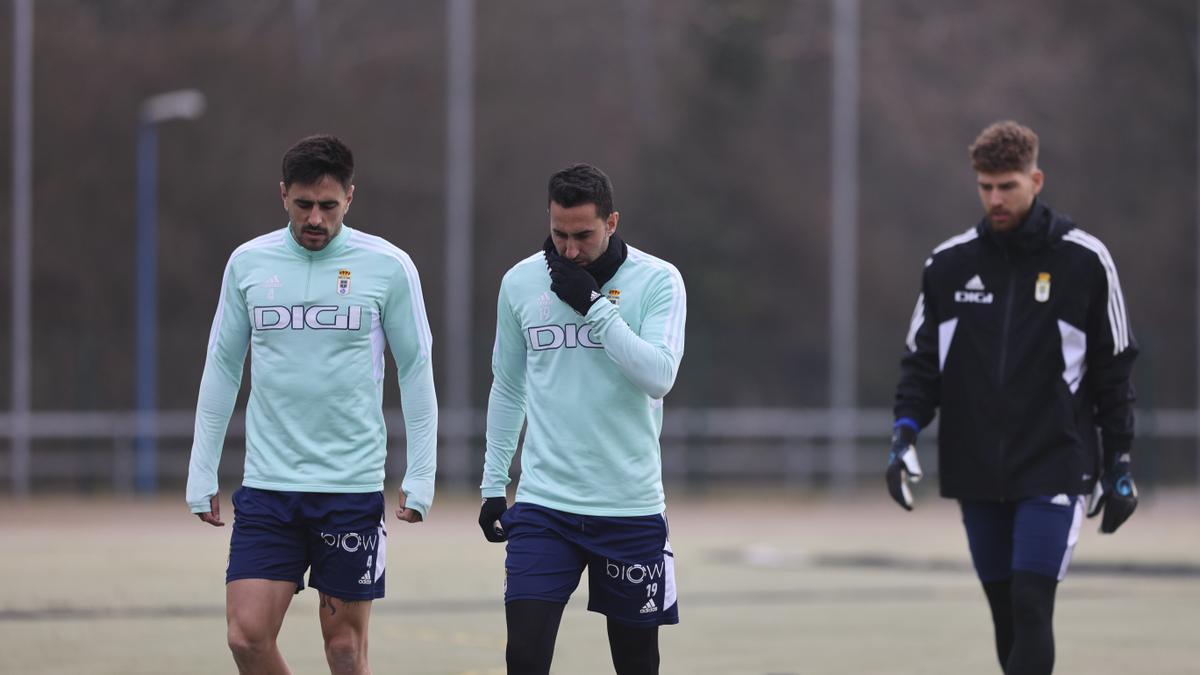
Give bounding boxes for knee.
[1010,572,1056,626]
[324,633,367,674]
[505,600,564,674]
[611,646,659,675]
[608,621,659,675]
[506,635,551,675]
[227,623,274,661]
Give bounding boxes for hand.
[479,497,509,542]
[886,424,923,511]
[545,250,602,315]
[396,490,423,523]
[196,493,225,527]
[1087,452,1137,533]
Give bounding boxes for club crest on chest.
[1035,272,1051,303]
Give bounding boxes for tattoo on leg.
[320,592,337,616]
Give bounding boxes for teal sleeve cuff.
[584,294,618,323]
[403,493,430,519]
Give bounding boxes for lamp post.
[134,89,205,494]
[443,0,475,485]
[10,0,33,498]
[829,0,860,488]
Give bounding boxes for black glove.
[479,497,509,542]
[886,423,923,511]
[1087,452,1137,534]
[545,250,602,315]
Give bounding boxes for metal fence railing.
[1,408,1197,493]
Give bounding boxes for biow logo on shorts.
[320,530,380,553]
[605,559,666,585]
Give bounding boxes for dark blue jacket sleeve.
[894,263,940,429]
[1083,250,1138,457]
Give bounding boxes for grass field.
[1,488,1198,674]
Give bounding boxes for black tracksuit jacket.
[894,200,1138,501]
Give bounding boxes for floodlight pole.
[621,0,660,138]
[134,90,206,494]
[10,0,33,498]
[292,0,321,68]
[444,0,475,485]
[829,0,860,488]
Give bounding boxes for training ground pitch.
[1,489,1198,674]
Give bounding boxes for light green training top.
[482,245,687,516]
[186,225,438,517]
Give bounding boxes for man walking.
[887,121,1139,675]
[479,164,686,674]
[186,134,437,674]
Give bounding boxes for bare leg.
[226,579,297,675]
[317,591,373,675]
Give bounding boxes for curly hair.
[969,121,1039,174]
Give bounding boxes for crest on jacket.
[1035,272,1051,303]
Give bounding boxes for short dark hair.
[548,163,614,220]
[969,121,1039,174]
[281,134,355,189]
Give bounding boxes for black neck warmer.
[542,232,628,287]
[985,199,1049,255]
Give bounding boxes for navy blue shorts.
[501,502,679,627]
[227,486,386,601]
[960,494,1085,582]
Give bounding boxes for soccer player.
[478,164,686,675]
[185,135,437,675]
[887,121,1138,675]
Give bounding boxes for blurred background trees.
[0,0,1195,485]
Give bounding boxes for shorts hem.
[587,605,679,627]
[1010,566,1061,580]
[974,571,1013,583]
[226,573,304,591]
[504,593,570,605]
[310,582,384,602]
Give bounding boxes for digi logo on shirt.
[254,305,363,331]
[527,324,602,351]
